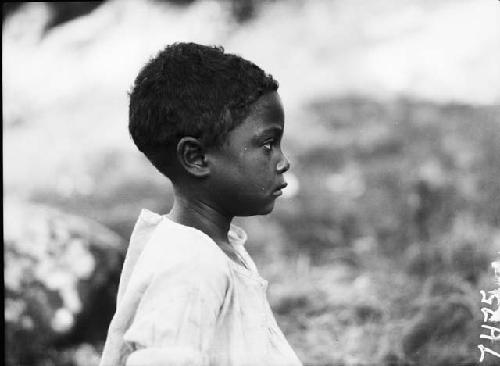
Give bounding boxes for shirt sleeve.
[123,255,230,355]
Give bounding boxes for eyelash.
[263,140,274,152]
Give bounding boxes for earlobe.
[176,137,210,178]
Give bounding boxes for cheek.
[247,160,274,188]
[223,149,276,193]
[244,150,274,173]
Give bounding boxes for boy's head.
[129,42,289,216]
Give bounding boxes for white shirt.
[99,209,302,366]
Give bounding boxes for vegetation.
[245,97,500,366]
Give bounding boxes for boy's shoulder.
[133,210,231,278]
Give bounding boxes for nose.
[277,152,290,173]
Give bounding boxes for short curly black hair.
[128,42,279,177]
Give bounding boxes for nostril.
[284,158,291,171]
[277,156,290,173]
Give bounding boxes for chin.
[236,202,275,217]
[255,202,276,216]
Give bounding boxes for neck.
[167,187,232,245]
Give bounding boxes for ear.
[176,137,210,178]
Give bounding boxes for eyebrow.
[255,125,283,138]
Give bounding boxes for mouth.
[272,182,288,196]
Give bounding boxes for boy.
[99,42,302,366]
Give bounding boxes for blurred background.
[3,1,500,365]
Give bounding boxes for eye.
[263,141,273,151]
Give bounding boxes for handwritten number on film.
[478,289,500,362]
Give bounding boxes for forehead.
[219,91,284,150]
[237,91,284,133]
[245,91,284,127]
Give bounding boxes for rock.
[4,199,124,365]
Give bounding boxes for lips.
[272,182,288,196]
